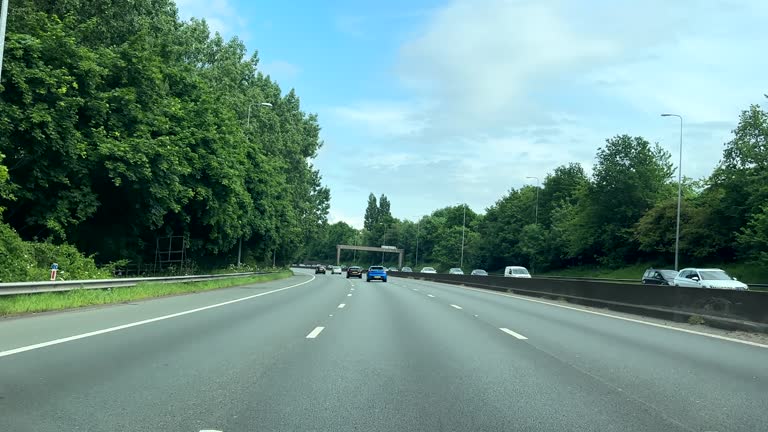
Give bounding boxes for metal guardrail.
[0,272,265,296]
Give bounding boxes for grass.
[0,271,292,317]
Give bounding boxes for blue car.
[366,266,388,283]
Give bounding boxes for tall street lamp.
[661,113,683,271]
[526,176,540,225]
[460,204,466,268]
[0,0,9,81]
[238,101,273,266]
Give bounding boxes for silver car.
[673,268,748,290]
[420,267,437,274]
[448,268,464,275]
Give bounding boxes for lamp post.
[526,176,540,225]
[661,113,683,271]
[460,204,466,268]
[415,219,420,267]
[238,101,273,266]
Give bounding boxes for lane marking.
[350,288,355,291]
[500,327,528,340]
[329,314,333,317]
[0,275,317,359]
[450,304,463,310]
[338,303,346,309]
[347,293,352,297]
[305,326,325,339]
[418,280,768,349]
[427,294,435,298]
[412,288,419,291]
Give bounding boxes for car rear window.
[513,269,529,274]
[370,266,384,270]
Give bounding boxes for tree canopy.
[0,0,329,269]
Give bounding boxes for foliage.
[0,0,329,268]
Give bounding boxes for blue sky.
[176,0,768,228]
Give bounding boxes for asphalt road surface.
[1,269,766,432]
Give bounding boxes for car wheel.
[383,279,387,283]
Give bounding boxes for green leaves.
[0,1,329,266]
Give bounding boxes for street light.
[661,113,683,271]
[0,0,8,82]
[460,204,466,268]
[238,101,273,266]
[526,176,540,225]
[415,219,420,267]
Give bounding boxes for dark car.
[346,266,363,278]
[366,266,388,282]
[641,269,677,285]
[315,266,326,274]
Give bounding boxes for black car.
[641,269,677,285]
[315,266,326,274]
[346,266,363,278]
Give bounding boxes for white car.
[673,268,748,290]
[331,266,342,275]
[504,266,531,278]
[448,268,464,275]
[420,267,437,274]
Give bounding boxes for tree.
[363,194,378,231]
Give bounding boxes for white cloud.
[330,102,428,137]
[175,0,242,36]
[260,60,300,79]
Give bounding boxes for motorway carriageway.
[0,269,766,431]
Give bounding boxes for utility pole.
[0,0,9,82]
[415,220,420,267]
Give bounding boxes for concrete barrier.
[391,272,768,332]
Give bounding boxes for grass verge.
[0,271,292,317]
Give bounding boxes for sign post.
[50,263,59,281]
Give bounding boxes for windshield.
[699,270,733,281]
[659,270,678,279]
[513,269,529,275]
[473,270,487,275]
[423,267,435,271]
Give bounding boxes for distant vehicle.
[642,269,678,285]
[326,264,333,270]
[389,267,398,272]
[420,267,437,274]
[401,267,413,272]
[470,269,488,276]
[673,268,748,290]
[448,268,464,275]
[367,266,388,282]
[341,265,348,271]
[331,266,342,275]
[346,266,363,279]
[315,266,326,274]
[504,266,531,278]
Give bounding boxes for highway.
[1,269,766,432]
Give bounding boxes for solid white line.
[450,304,463,310]
[500,327,528,340]
[412,288,419,291]
[350,288,355,291]
[338,303,346,309]
[0,274,317,358]
[427,294,435,298]
[426,281,768,349]
[347,293,352,297]
[305,326,325,339]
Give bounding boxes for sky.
[176,0,768,229]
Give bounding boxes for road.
[1,269,766,431]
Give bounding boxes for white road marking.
[473,314,479,318]
[350,288,355,291]
[329,314,334,317]
[347,293,352,297]
[500,327,528,340]
[338,303,346,309]
[427,294,435,298]
[306,326,325,339]
[412,288,419,291]
[450,304,463,310]
[0,275,317,359]
[425,282,768,349]
[200,429,223,432]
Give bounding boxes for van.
[504,266,531,278]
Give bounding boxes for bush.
[28,242,111,280]
[0,222,36,282]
